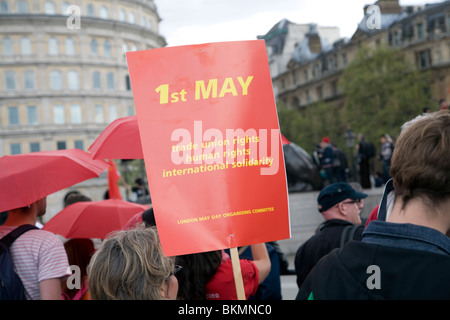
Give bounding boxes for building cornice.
[0,14,166,47]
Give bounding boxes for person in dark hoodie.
[296,110,450,300]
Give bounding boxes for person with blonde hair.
[87,226,178,300]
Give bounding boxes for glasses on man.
[341,199,361,205]
[335,199,361,209]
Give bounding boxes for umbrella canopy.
[0,149,109,212]
[88,115,291,160]
[88,115,144,160]
[43,199,150,239]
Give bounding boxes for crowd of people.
[314,132,393,189]
[0,110,449,300]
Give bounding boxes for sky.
[154,0,444,47]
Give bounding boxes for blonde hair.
[87,226,174,300]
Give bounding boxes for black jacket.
[294,219,363,288]
[296,240,450,300]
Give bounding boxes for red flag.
[107,159,122,199]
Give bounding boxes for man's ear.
[337,202,349,218]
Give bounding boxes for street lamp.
[345,128,355,148]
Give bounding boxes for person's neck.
[322,209,345,222]
[388,197,450,235]
[3,209,37,227]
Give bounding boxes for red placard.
[127,40,290,256]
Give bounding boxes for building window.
[331,80,338,96]
[56,141,66,150]
[4,71,17,90]
[17,0,28,13]
[2,37,13,55]
[125,75,131,90]
[70,104,82,123]
[53,105,65,124]
[62,2,70,15]
[0,0,8,13]
[30,142,40,152]
[8,106,19,125]
[92,71,101,89]
[67,70,79,90]
[394,31,400,47]
[127,105,135,116]
[10,143,22,155]
[104,40,111,58]
[50,70,63,90]
[90,39,98,56]
[129,12,135,24]
[49,37,59,55]
[106,72,115,90]
[306,90,311,104]
[303,70,308,82]
[74,140,84,150]
[27,105,38,125]
[44,1,56,14]
[95,104,104,123]
[342,53,347,66]
[109,105,118,122]
[23,70,36,90]
[292,97,300,108]
[99,6,108,19]
[416,49,432,69]
[317,86,323,100]
[20,37,31,55]
[417,23,424,39]
[86,4,94,17]
[119,9,126,21]
[332,54,338,70]
[312,64,320,78]
[66,37,75,55]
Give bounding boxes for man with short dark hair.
[294,182,367,288]
[296,111,450,300]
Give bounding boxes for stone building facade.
[272,0,450,110]
[0,0,165,219]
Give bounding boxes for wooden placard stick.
[230,247,246,300]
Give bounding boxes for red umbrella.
[88,115,144,160]
[88,115,291,160]
[43,199,150,239]
[281,133,290,145]
[0,149,109,212]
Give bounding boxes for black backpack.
[0,224,38,300]
[339,225,362,248]
[317,222,362,248]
